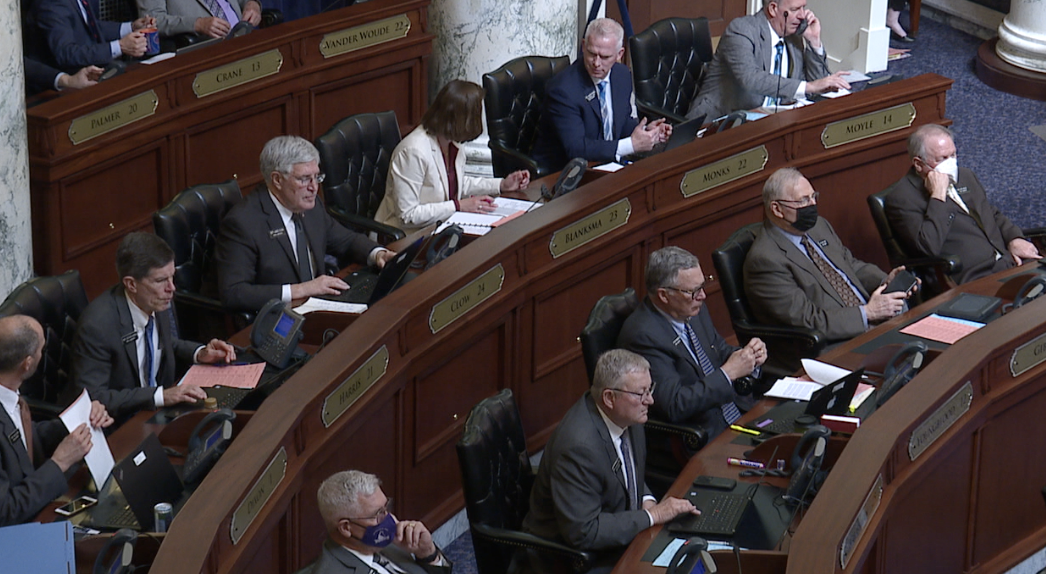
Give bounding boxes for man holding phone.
[685,0,850,121]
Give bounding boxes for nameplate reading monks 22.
[68,90,158,145]
[193,49,284,98]
[230,446,287,544]
[820,103,916,149]
[319,14,411,58]
[1009,331,1046,377]
[680,146,768,197]
[548,198,632,259]
[322,346,390,428]
[429,265,505,334]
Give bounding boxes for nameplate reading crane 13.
[322,346,389,428]
[549,199,631,259]
[320,14,411,58]
[68,90,158,145]
[193,49,283,98]
[429,265,505,334]
[230,446,286,544]
[821,103,916,148]
[908,381,973,461]
[680,146,768,197]
[1009,331,1046,377]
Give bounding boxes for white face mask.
[934,156,959,183]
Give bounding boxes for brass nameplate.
[680,146,768,197]
[908,381,973,461]
[821,103,916,148]
[68,90,158,145]
[193,49,283,98]
[840,474,883,569]
[230,447,286,544]
[1010,331,1046,377]
[549,199,631,259]
[429,265,505,334]
[320,14,411,58]
[321,346,389,428]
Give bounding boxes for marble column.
[0,0,33,296]
[997,0,1046,73]
[429,0,577,177]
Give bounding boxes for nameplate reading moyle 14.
[230,447,286,545]
[908,381,973,461]
[680,146,768,197]
[320,14,411,58]
[1010,331,1046,377]
[840,474,883,569]
[549,199,631,259]
[429,265,505,334]
[193,49,283,98]
[821,103,916,148]
[68,90,158,145]
[321,346,389,428]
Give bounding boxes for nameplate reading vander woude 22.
[322,346,389,428]
[319,14,411,58]
[549,199,631,259]
[680,146,768,198]
[193,49,284,98]
[68,91,158,145]
[820,103,916,148]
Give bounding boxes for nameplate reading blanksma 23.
[821,103,916,148]
[1010,331,1046,377]
[68,90,158,145]
[193,49,283,97]
[429,265,504,334]
[680,146,768,197]
[908,381,972,461]
[320,14,411,58]
[231,447,286,544]
[549,199,631,259]
[322,346,389,428]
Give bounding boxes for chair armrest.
[1021,227,1046,252]
[260,9,283,27]
[488,142,543,177]
[900,254,963,275]
[636,102,686,125]
[326,206,406,243]
[733,320,826,351]
[25,397,64,421]
[471,523,594,573]
[174,290,226,314]
[644,418,708,452]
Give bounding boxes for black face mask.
[791,204,818,232]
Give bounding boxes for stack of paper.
[765,359,874,411]
[437,197,541,235]
[0,521,75,572]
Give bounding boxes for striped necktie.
[685,321,741,424]
[801,235,863,307]
[597,80,613,141]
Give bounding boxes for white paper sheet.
[801,358,851,385]
[295,297,367,315]
[59,390,115,489]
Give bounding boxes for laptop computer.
[663,114,707,152]
[668,482,760,538]
[745,368,865,435]
[319,232,431,306]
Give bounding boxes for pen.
[727,457,765,469]
[729,424,761,436]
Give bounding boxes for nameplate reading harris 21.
[321,346,389,428]
[193,49,284,98]
[319,14,411,58]
[68,90,158,145]
[821,103,916,148]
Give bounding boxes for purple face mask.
[359,513,396,548]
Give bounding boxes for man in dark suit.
[24,58,102,95]
[72,232,236,423]
[618,247,765,440]
[217,135,395,314]
[685,0,850,121]
[522,349,697,573]
[304,469,451,574]
[0,315,112,526]
[884,124,1040,284]
[33,0,153,72]
[531,18,671,173]
[744,167,914,343]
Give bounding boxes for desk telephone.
[665,536,717,574]
[182,408,235,485]
[783,424,831,506]
[251,299,306,369]
[93,528,137,574]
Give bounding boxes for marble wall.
[0,0,32,297]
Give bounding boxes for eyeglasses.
[665,284,706,300]
[291,172,326,186]
[611,381,657,400]
[775,191,819,208]
[347,497,393,523]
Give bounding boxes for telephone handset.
[792,17,808,37]
[93,528,138,574]
[665,537,717,574]
[876,341,928,407]
[182,408,236,485]
[1013,275,1046,309]
[251,299,306,369]
[542,157,587,201]
[789,423,831,472]
[425,224,464,271]
[784,424,830,506]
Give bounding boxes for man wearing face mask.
[306,470,451,574]
[744,168,913,343]
[883,124,1040,284]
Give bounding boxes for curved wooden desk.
[146,74,953,574]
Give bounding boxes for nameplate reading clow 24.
[193,49,284,98]
[549,199,631,259]
[429,265,505,334]
[319,14,411,58]
[820,103,916,148]
[322,346,389,428]
[68,90,158,145]
[680,146,768,197]
[230,446,286,544]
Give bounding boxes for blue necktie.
[144,316,156,387]
[619,428,638,510]
[686,321,741,424]
[768,40,785,106]
[597,80,613,141]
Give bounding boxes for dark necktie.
[768,40,785,106]
[78,0,103,43]
[801,235,863,307]
[144,316,156,387]
[18,397,33,464]
[597,80,613,141]
[619,428,638,510]
[686,321,741,424]
[293,214,313,282]
[372,551,405,574]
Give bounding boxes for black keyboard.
[85,503,139,530]
[670,492,750,537]
[759,418,799,435]
[322,272,378,304]
[212,388,250,409]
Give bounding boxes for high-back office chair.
[579,288,707,498]
[483,55,571,178]
[456,389,593,574]
[629,17,714,124]
[0,270,89,418]
[153,179,249,340]
[711,223,826,375]
[314,110,405,243]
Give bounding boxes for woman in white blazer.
[375,80,530,232]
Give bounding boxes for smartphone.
[884,270,918,295]
[55,495,97,517]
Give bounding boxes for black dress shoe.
[891,31,916,43]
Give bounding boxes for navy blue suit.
[532,60,639,173]
[34,0,124,72]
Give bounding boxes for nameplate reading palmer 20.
[322,346,389,428]
[680,146,768,197]
[548,199,631,259]
[320,14,411,58]
[68,90,158,145]
[821,103,916,148]
[1010,331,1046,377]
[193,49,283,98]
[231,446,286,544]
[429,265,505,334]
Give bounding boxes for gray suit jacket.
[743,219,886,343]
[0,408,69,526]
[137,0,253,36]
[302,539,451,574]
[686,13,830,120]
[883,167,1022,284]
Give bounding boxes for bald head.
[0,315,44,386]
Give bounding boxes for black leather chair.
[629,17,714,124]
[457,389,593,574]
[314,111,405,243]
[483,55,571,178]
[0,270,89,418]
[579,288,707,499]
[153,179,249,340]
[711,223,826,376]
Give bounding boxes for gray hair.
[908,124,954,160]
[646,246,700,293]
[0,315,41,374]
[316,470,381,533]
[584,18,625,51]
[260,136,320,184]
[591,349,650,398]
[762,167,805,210]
